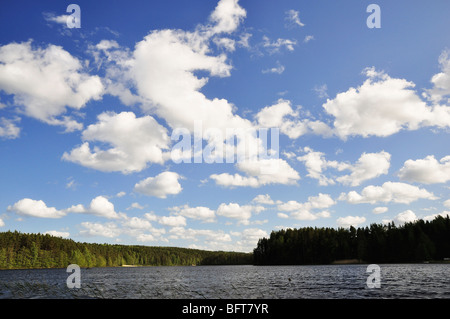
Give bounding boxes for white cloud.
[122,216,154,230]
[0,41,103,131]
[158,215,187,227]
[134,171,183,198]
[7,198,66,219]
[394,210,418,224]
[323,67,449,139]
[127,202,144,210]
[398,155,450,184]
[44,230,70,238]
[62,112,170,174]
[8,196,122,220]
[168,227,232,247]
[313,84,328,98]
[79,222,121,238]
[211,158,300,188]
[277,193,335,221]
[130,22,251,135]
[170,205,216,223]
[426,50,450,103]
[262,61,285,74]
[444,199,450,208]
[116,191,126,198]
[0,117,20,139]
[262,36,297,54]
[44,13,70,26]
[217,202,264,225]
[252,194,274,205]
[213,37,236,52]
[337,216,366,228]
[0,218,5,227]
[372,207,388,214]
[339,182,437,205]
[255,99,332,139]
[297,147,348,186]
[65,195,122,219]
[210,173,259,188]
[423,211,450,222]
[209,0,246,34]
[336,151,391,186]
[235,228,268,252]
[298,148,391,186]
[304,35,314,43]
[285,10,305,28]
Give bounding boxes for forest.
[2,215,450,269]
[253,215,450,265]
[0,231,252,269]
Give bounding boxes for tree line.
[253,215,450,265]
[0,231,252,269]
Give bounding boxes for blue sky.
[0,0,449,252]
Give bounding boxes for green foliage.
[253,216,450,265]
[0,231,252,269]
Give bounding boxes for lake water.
[0,264,449,299]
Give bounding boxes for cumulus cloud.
[252,194,275,205]
[0,41,103,131]
[444,199,450,208]
[297,147,343,186]
[79,222,121,238]
[392,210,418,225]
[297,147,390,186]
[339,182,437,204]
[336,151,391,186]
[0,117,20,139]
[62,112,170,173]
[336,216,366,228]
[168,227,232,248]
[170,205,216,223]
[323,67,450,139]
[372,207,388,214]
[66,196,122,219]
[210,158,300,188]
[8,196,122,220]
[235,228,268,252]
[423,211,450,221]
[158,215,187,227]
[7,198,66,219]
[277,193,335,221]
[134,171,183,198]
[209,0,247,34]
[398,155,450,184]
[255,99,331,139]
[425,50,450,103]
[43,13,70,26]
[216,203,264,225]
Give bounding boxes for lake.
[0,264,449,299]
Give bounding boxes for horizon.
[0,0,449,253]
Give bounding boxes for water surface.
[0,264,449,299]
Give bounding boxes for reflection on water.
[0,264,449,299]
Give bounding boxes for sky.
[0,0,449,252]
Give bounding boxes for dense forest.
[0,231,252,269]
[253,216,450,265]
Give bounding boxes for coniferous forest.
[1,216,450,269]
[253,216,450,265]
[0,231,252,269]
